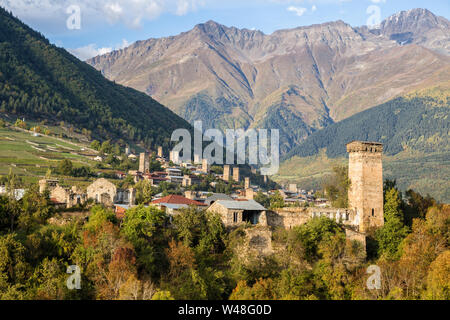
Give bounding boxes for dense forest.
[284,91,450,160]
[0,169,448,300]
[0,8,191,149]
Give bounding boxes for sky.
[1,0,449,60]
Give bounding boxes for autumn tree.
[425,250,450,300]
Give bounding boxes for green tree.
[0,234,30,297]
[376,188,409,260]
[134,180,154,205]
[57,159,73,176]
[295,217,343,262]
[269,191,285,209]
[18,184,55,231]
[324,165,350,208]
[4,169,22,231]
[100,141,113,154]
[90,140,101,151]
[254,191,270,208]
[121,205,167,276]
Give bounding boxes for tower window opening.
[372,209,375,217]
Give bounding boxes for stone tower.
[139,152,150,173]
[223,165,230,181]
[245,177,250,189]
[202,158,210,173]
[169,150,180,164]
[347,141,384,233]
[233,167,240,182]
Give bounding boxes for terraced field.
[0,125,99,185]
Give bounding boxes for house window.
[233,212,238,223]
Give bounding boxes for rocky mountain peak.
[381,8,448,35]
[378,8,450,51]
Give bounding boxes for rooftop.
[151,194,208,206]
[214,199,267,211]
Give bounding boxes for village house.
[87,178,136,208]
[207,200,268,226]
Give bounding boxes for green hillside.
[277,85,450,202]
[0,8,190,150]
[284,86,449,160]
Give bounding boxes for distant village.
[1,144,328,218]
[35,146,328,215]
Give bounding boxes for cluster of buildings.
[21,141,385,249]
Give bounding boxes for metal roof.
[214,200,267,211]
[205,193,233,202]
[158,203,189,210]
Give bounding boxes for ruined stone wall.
[266,208,310,229]
[232,226,274,262]
[345,228,367,255]
[267,207,356,229]
[244,227,273,256]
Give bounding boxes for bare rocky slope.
[88,8,450,154]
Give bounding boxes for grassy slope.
[0,123,117,188]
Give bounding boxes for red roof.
[151,195,207,206]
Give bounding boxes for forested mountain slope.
[0,7,191,149]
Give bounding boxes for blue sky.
[1,0,449,60]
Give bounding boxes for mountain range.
[88,8,450,154]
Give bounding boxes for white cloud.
[69,44,113,61]
[287,6,307,17]
[69,39,130,60]
[312,5,317,12]
[0,0,205,29]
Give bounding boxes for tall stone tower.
[244,177,250,189]
[139,153,150,173]
[202,158,210,173]
[223,165,230,181]
[347,141,384,233]
[233,167,240,182]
